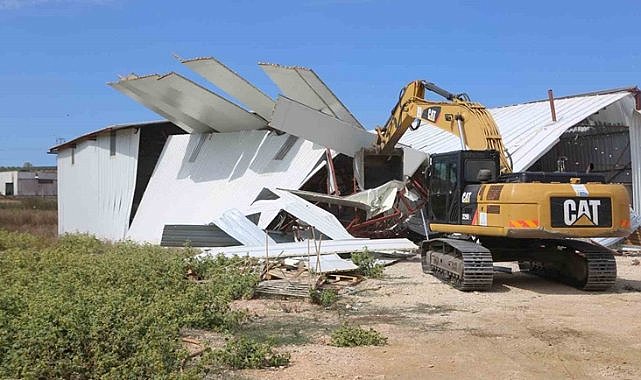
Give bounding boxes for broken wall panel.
[182,57,276,120]
[213,208,276,246]
[127,130,326,244]
[111,76,213,133]
[111,73,268,133]
[260,63,363,129]
[197,238,418,259]
[271,96,375,157]
[245,188,354,240]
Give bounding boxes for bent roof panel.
[111,73,268,133]
[181,56,275,120]
[260,63,363,129]
[400,91,633,171]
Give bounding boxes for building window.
[110,130,117,156]
[71,147,75,165]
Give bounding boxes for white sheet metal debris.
[282,180,405,219]
[270,96,375,156]
[182,57,276,120]
[111,73,267,133]
[110,75,213,133]
[213,208,276,246]
[197,238,417,259]
[308,253,359,273]
[246,188,353,240]
[259,63,363,129]
[127,130,326,243]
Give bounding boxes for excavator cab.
[427,150,500,225]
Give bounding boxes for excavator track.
[420,238,493,291]
[518,239,616,291]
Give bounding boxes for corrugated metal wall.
[57,128,139,240]
[630,111,641,212]
[127,130,326,244]
[530,126,631,182]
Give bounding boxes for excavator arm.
[373,80,512,173]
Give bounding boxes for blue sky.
[0,0,639,166]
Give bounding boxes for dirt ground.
[235,255,641,380]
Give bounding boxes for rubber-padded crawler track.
[421,238,493,291]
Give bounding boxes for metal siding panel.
[160,225,240,247]
[158,73,267,131]
[271,96,375,157]
[630,111,641,212]
[197,238,417,259]
[127,130,326,244]
[246,188,353,240]
[57,129,139,240]
[399,92,632,172]
[260,63,363,128]
[213,208,276,246]
[111,73,268,133]
[182,57,275,120]
[111,78,211,133]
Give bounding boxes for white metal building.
[51,55,641,244]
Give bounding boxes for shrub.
[330,323,388,347]
[206,336,290,369]
[351,249,384,278]
[309,288,339,307]
[0,235,260,379]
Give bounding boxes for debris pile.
[109,55,426,278]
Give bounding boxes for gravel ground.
[237,255,641,379]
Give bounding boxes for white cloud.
[0,0,111,10]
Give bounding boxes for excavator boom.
[373,80,512,173]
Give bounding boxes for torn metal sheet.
[110,75,213,133]
[344,180,405,218]
[246,188,353,240]
[308,253,359,273]
[400,146,428,177]
[197,238,418,259]
[213,208,276,246]
[271,96,375,157]
[280,189,370,210]
[260,63,363,128]
[111,73,267,133]
[127,130,327,243]
[182,57,275,120]
[281,180,405,219]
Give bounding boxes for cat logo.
[563,199,601,226]
[461,191,472,203]
[422,106,441,123]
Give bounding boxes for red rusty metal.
[548,89,557,122]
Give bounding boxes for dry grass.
[0,197,57,238]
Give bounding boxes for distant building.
[0,169,57,196]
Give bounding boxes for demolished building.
[49,56,641,252]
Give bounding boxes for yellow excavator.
[370,80,631,291]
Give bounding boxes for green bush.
[351,249,384,278]
[0,233,260,379]
[310,288,339,307]
[206,336,290,369]
[330,323,388,347]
